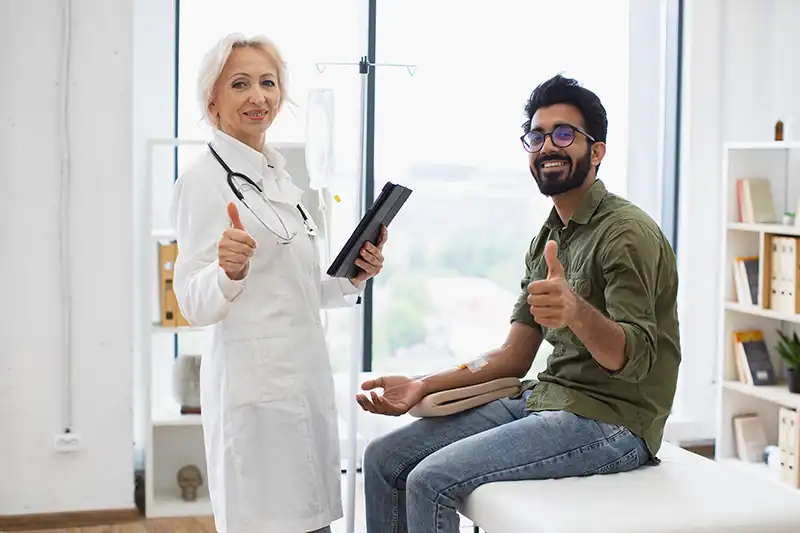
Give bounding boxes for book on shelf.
[732,255,759,305]
[733,413,768,463]
[732,329,777,386]
[736,177,776,223]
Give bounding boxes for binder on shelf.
[159,242,190,327]
[779,407,800,488]
[326,182,412,279]
[764,235,799,314]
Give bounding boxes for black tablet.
[326,182,412,279]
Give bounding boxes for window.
[370,0,632,374]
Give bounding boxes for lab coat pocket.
[224,336,297,408]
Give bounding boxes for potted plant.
[776,330,800,393]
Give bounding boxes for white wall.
[675,0,800,442]
[0,0,135,515]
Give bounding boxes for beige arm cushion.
[408,377,522,418]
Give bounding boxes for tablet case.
[408,377,522,418]
[327,182,412,279]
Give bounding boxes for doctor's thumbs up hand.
[526,240,577,329]
[218,202,257,281]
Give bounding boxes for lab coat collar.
[211,129,304,206]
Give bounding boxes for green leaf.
[775,329,800,368]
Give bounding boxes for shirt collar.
[545,179,608,229]
[213,129,289,182]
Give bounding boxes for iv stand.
[315,56,416,533]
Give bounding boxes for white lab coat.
[171,130,361,533]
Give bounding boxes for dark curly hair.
[522,74,608,144]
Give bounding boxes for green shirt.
[511,179,681,459]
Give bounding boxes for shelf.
[150,494,212,518]
[722,380,800,409]
[152,402,203,427]
[723,302,800,324]
[152,229,176,240]
[726,222,800,236]
[152,324,205,334]
[725,141,800,150]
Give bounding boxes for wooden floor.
[20,517,217,533]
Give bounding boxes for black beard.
[530,148,592,196]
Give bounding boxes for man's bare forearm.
[418,322,541,395]
[567,297,626,371]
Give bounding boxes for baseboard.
[0,507,140,531]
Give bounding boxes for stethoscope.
[208,143,317,244]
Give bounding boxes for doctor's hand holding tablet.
[350,224,389,283]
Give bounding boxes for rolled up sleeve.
[510,245,542,332]
[601,222,660,382]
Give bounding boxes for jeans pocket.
[586,447,641,476]
[590,417,626,438]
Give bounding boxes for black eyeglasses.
[520,124,596,153]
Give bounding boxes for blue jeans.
[363,393,649,533]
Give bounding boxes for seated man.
[356,74,681,533]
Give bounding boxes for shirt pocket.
[223,336,297,408]
[568,275,592,299]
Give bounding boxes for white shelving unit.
[715,141,800,490]
[134,139,213,518]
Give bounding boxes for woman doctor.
[171,33,387,533]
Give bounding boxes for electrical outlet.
[54,431,82,453]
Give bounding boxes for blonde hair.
[197,33,289,128]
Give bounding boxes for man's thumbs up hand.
[526,239,578,329]
[218,202,257,281]
[544,239,565,280]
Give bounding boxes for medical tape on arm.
[458,355,489,373]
